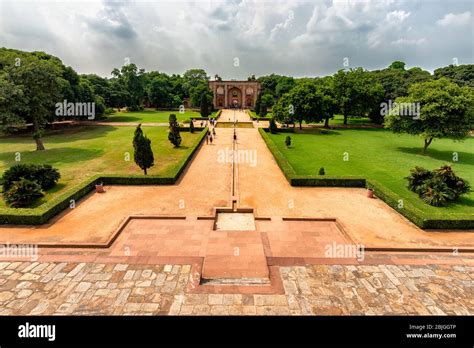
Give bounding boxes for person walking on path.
[206,134,209,145]
[209,135,213,144]
[213,128,216,136]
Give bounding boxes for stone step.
[202,230,269,281]
[200,277,270,286]
[215,122,254,128]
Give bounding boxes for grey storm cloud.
[82,0,137,39]
[0,0,472,78]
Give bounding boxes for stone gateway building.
[208,80,261,109]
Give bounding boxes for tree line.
[0,48,213,149]
[257,61,473,128]
[264,61,473,153]
[1,47,472,151]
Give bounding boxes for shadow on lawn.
[293,129,342,136]
[397,147,474,164]
[27,183,68,208]
[171,145,190,151]
[0,125,118,144]
[455,196,474,208]
[44,125,118,141]
[0,147,103,166]
[105,116,143,122]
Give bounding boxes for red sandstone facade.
[208,80,261,109]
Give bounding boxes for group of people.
[199,118,217,128]
[201,117,239,145]
[205,124,217,145]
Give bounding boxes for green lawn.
[0,126,201,208]
[279,114,373,127]
[329,114,373,126]
[104,109,203,123]
[263,112,373,126]
[267,128,474,216]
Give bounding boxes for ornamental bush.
[420,177,454,207]
[406,166,432,195]
[433,165,470,199]
[33,165,61,190]
[406,165,470,206]
[1,164,60,192]
[3,178,44,208]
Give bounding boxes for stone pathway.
[0,261,472,315]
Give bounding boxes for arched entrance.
[208,80,261,109]
[227,87,242,108]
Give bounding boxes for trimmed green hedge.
[177,126,205,132]
[259,128,473,230]
[192,110,221,120]
[247,110,270,121]
[278,128,296,133]
[259,128,296,177]
[366,179,474,229]
[261,127,295,133]
[0,175,99,225]
[291,176,366,187]
[0,128,208,225]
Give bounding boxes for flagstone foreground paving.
[0,261,472,315]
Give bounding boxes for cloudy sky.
[0,0,472,78]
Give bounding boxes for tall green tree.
[81,74,110,102]
[275,76,296,98]
[190,82,212,108]
[133,124,154,175]
[372,63,432,107]
[271,93,295,127]
[259,94,274,117]
[315,77,339,128]
[133,123,144,148]
[147,75,172,108]
[389,61,406,70]
[254,92,262,115]
[168,114,182,147]
[112,63,145,110]
[183,69,208,97]
[434,64,474,87]
[385,78,473,154]
[200,93,210,117]
[272,81,323,129]
[333,68,384,125]
[0,58,62,150]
